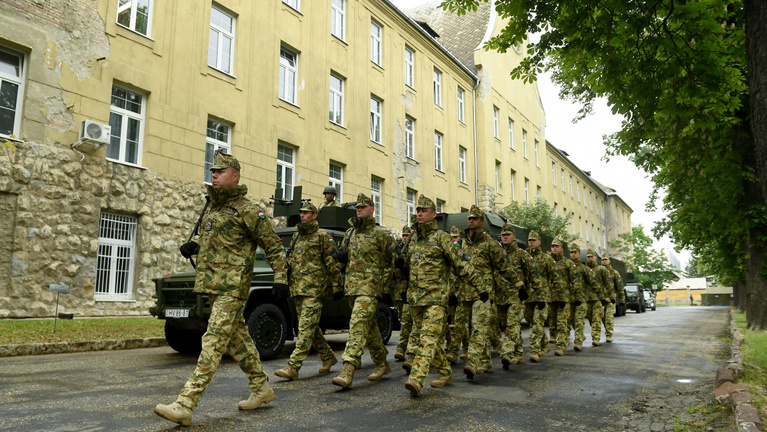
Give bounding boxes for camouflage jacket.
[318,200,341,210]
[604,264,626,303]
[572,259,597,303]
[193,185,287,300]
[287,220,342,298]
[341,217,396,298]
[527,246,556,303]
[551,252,581,303]
[497,242,541,305]
[460,227,517,302]
[587,260,613,301]
[404,220,481,306]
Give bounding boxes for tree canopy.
[610,225,678,290]
[500,198,577,242]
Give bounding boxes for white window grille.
[283,0,299,11]
[370,97,382,143]
[108,85,146,166]
[208,5,235,74]
[434,132,443,171]
[495,161,501,192]
[534,139,539,166]
[331,0,345,40]
[459,147,467,183]
[279,47,298,104]
[204,118,231,183]
[95,213,137,301]
[510,170,516,200]
[117,0,153,37]
[524,178,529,203]
[405,116,415,159]
[457,88,465,122]
[561,169,565,192]
[329,162,343,201]
[371,21,382,65]
[493,107,499,138]
[508,119,514,149]
[276,143,295,200]
[436,199,445,213]
[404,47,414,87]
[371,177,382,224]
[406,189,416,219]
[537,186,542,199]
[522,129,528,159]
[0,47,24,137]
[433,68,442,106]
[329,74,344,125]
[552,162,556,186]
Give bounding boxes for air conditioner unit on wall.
[76,120,111,150]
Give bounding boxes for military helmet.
[323,185,337,195]
[210,150,241,172]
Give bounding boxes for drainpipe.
[472,80,480,207]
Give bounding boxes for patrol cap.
[587,249,597,257]
[501,223,515,235]
[551,236,563,246]
[356,193,374,208]
[468,205,484,219]
[299,202,318,213]
[450,226,461,236]
[402,225,411,235]
[210,150,241,172]
[570,242,581,251]
[528,230,541,241]
[416,194,436,211]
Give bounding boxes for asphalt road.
[0,306,730,432]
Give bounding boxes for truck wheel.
[247,303,287,360]
[165,321,203,354]
[376,302,394,345]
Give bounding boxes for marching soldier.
[525,231,557,362]
[601,255,625,343]
[568,244,595,351]
[549,237,580,356]
[586,249,612,346]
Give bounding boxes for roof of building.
[702,286,734,295]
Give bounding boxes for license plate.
[165,308,189,318]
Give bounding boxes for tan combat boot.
[574,344,583,351]
[463,364,476,379]
[394,348,406,361]
[501,355,512,370]
[477,363,493,374]
[368,360,391,381]
[238,384,276,410]
[402,354,415,372]
[446,352,458,364]
[318,356,338,374]
[511,356,523,364]
[529,353,540,363]
[459,352,468,360]
[541,343,551,355]
[331,362,355,388]
[274,365,299,380]
[491,345,501,356]
[153,402,192,426]
[554,348,565,356]
[592,340,601,346]
[606,335,613,343]
[430,374,454,388]
[405,378,422,396]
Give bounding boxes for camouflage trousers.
[396,302,414,354]
[288,295,334,370]
[342,295,388,368]
[524,302,549,355]
[446,301,471,356]
[602,302,616,337]
[489,303,502,349]
[498,302,525,358]
[466,299,492,369]
[409,305,452,386]
[443,304,456,348]
[569,302,587,346]
[177,294,268,410]
[550,302,571,351]
[586,300,603,341]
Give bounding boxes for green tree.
[499,198,577,242]
[442,0,767,329]
[610,225,677,291]
[684,256,707,278]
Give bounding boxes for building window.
[204,118,231,183]
[371,20,382,66]
[524,178,529,203]
[406,189,416,220]
[508,119,514,149]
[371,177,383,224]
[590,191,593,210]
[329,74,344,125]
[331,0,345,40]
[554,203,558,216]
[370,96,382,143]
[457,87,465,122]
[117,0,153,37]
[108,85,146,166]
[561,169,565,192]
[329,162,344,201]
[434,132,443,171]
[458,146,467,183]
[569,175,573,197]
[436,199,445,213]
[522,129,528,159]
[208,5,235,74]
[276,143,295,201]
[0,47,25,137]
[510,169,516,200]
[493,106,500,138]
[495,161,501,192]
[552,162,556,186]
[283,0,300,11]
[405,47,415,87]
[405,116,415,159]
[577,181,581,202]
[95,212,137,301]
[279,46,298,104]
[537,185,541,199]
[534,139,539,166]
[433,68,442,106]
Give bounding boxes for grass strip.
[734,310,767,419]
[0,317,165,345]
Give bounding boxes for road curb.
[713,308,764,432]
[0,337,168,358]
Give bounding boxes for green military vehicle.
[149,187,398,360]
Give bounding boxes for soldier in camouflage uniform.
[498,223,540,368]
[549,237,580,356]
[274,203,342,380]
[154,151,288,427]
[601,255,624,343]
[586,249,611,346]
[394,226,413,361]
[525,231,557,362]
[331,193,396,388]
[318,185,341,210]
[568,243,595,351]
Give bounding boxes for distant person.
[318,185,341,210]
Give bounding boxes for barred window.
[96,213,137,301]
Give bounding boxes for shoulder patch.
[257,210,266,218]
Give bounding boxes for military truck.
[149,187,398,360]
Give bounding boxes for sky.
[390,0,690,267]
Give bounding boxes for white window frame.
[0,47,25,137]
[561,169,565,192]
[537,186,542,199]
[577,181,581,202]
[457,87,465,122]
[406,189,416,220]
[495,161,501,192]
[434,132,443,171]
[570,175,574,197]
[405,116,415,159]
[370,96,382,144]
[508,119,514,149]
[276,143,296,201]
[208,5,235,74]
[116,0,153,37]
[204,118,232,184]
[283,0,300,11]
[405,47,415,88]
[510,170,516,200]
[554,203,558,216]
[329,73,344,126]
[331,0,346,41]
[436,199,445,213]
[458,146,467,184]
[370,20,382,66]
[371,177,383,224]
[329,162,344,202]
[534,139,539,166]
[522,129,528,159]
[95,212,137,301]
[552,162,556,186]
[433,68,442,106]
[493,107,500,138]
[524,178,529,203]
[108,84,146,166]
[279,46,298,105]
